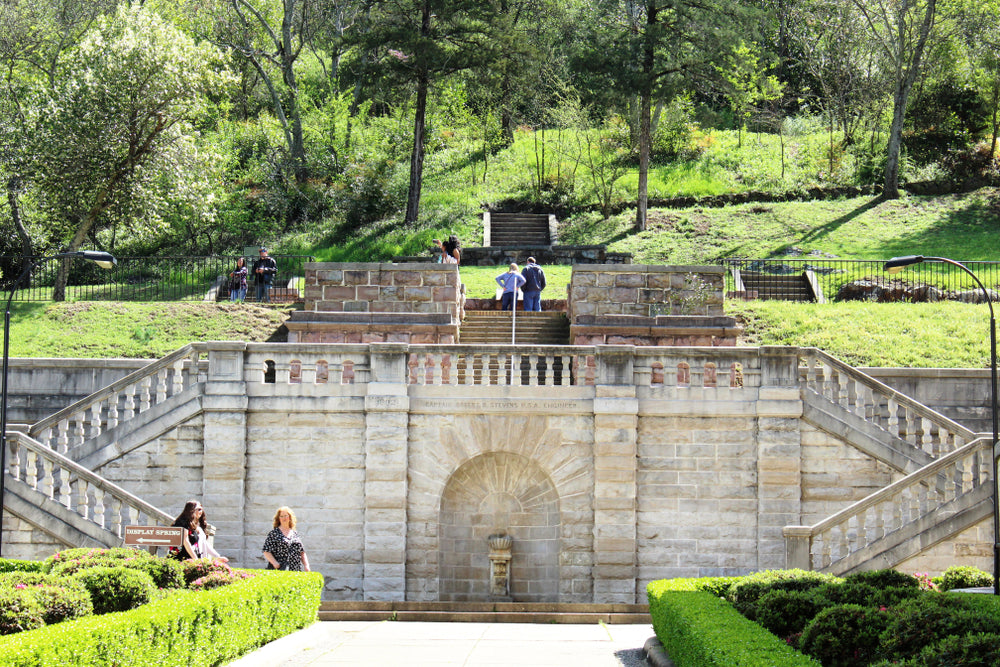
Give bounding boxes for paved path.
[226,621,655,666]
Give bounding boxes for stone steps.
[318,601,649,624]
[738,271,815,302]
[460,311,569,345]
[488,213,551,247]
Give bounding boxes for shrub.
[0,559,44,575]
[910,632,1000,666]
[938,565,993,592]
[697,576,742,599]
[812,581,922,609]
[0,571,323,665]
[879,595,998,661]
[47,548,183,589]
[726,569,839,619]
[29,584,94,625]
[182,558,235,587]
[844,569,920,590]
[189,569,255,591]
[754,589,828,639]
[647,578,821,667]
[0,588,45,635]
[72,567,157,614]
[800,604,888,667]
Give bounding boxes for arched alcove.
[439,451,560,602]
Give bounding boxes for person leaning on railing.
[251,246,277,303]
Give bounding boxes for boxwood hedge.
[0,570,323,666]
[647,577,821,666]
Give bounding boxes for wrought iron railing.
[0,255,315,302]
[719,258,1000,302]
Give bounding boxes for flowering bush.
[181,558,235,586]
[190,569,255,591]
[0,587,45,635]
[913,572,940,591]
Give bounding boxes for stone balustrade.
[28,345,206,457]
[5,431,173,538]
[800,348,977,459]
[784,436,992,574]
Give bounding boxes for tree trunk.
[404,71,429,225]
[634,1,657,232]
[883,85,908,198]
[281,0,308,183]
[6,178,33,260]
[52,217,95,302]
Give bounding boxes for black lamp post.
[1,250,116,557]
[884,255,999,594]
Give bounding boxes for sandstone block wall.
[303,263,460,317]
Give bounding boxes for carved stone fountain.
[487,533,512,601]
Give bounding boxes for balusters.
[58,463,71,507]
[73,416,85,451]
[156,368,168,403]
[820,533,831,569]
[7,438,20,481]
[139,377,152,413]
[41,459,55,499]
[122,387,136,421]
[37,427,52,450]
[89,403,103,440]
[544,355,556,386]
[106,392,119,431]
[93,488,106,529]
[25,450,38,490]
[77,481,90,520]
[111,498,124,537]
[171,359,185,395]
[886,398,899,438]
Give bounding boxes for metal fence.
[718,258,1000,302]
[1,255,316,302]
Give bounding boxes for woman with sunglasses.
[168,500,228,562]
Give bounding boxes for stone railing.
[406,346,591,386]
[244,344,373,385]
[632,347,760,389]
[5,431,173,538]
[799,348,977,458]
[784,436,992,573]
[28,344,207,456]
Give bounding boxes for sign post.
[123,526,184,555]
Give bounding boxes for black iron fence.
[1,255,316,302]
[718,258,1000,302]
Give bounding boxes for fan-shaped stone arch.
[439,452,559,601]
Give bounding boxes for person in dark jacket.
[520,257,546,311]
[251,246,277,303]
[228,256,248,302]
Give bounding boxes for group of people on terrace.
[436,234,547,311]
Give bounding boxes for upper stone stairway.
[485,213,554,247]
[460,311,570,345]
[732,268,824,303]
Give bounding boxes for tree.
[579,0,746,231]
[352,0,504,225]
[23,4,230,299]
[716,41,784,148]
[851,0,941,197]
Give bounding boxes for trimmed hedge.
[0,570,323,666]
[647,578,821,666]
[0,560,44,576]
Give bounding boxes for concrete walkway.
[226,620,656,666]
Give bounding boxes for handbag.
[266,559,286,570]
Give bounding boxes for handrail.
[28,344,206,454]
[808,436,988,536]
[800,348,976,458]
[784,436,991,571]
[4,431,173,537]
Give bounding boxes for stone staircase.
[787,349,990,575]
[460,311,569,345]
[485,213,554,247]
[2,341,994,589]
[318,601,649,624]
[733,268,824,303]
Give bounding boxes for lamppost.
[1,250,116,557]
[884,255,999,595]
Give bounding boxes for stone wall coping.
[574,315,738,327]
[288,312,453,325]
[305,262,459,271]
[570,264,725,274]
[5,358,151,368]
[861,367,991,379]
